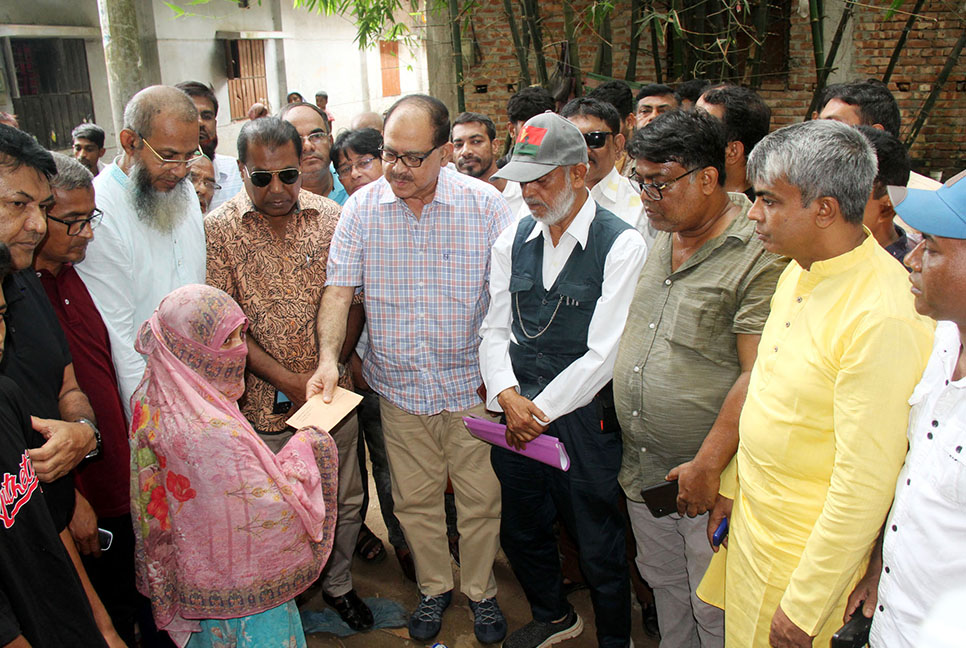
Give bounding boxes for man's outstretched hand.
[306,360,340,403]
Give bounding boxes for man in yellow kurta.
[701,120,934,647]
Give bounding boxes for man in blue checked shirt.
[307,94,513,645]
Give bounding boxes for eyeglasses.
[189,173,222,191]
[47,209,102,236]
[336,155,378,178]
[378,146,439,168]
[138,133,202,168]
[244,166,301,188]
[582,131,616,149]
[628,167,700,201]
[302,131,330,146]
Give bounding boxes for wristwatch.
[77,418,102,460]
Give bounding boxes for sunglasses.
[582,131,616,149]
[244,167,301,188]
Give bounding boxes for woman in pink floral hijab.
[130,284,337,647]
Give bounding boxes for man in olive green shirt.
[613,110,786,647]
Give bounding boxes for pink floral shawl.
[130,284,337,644]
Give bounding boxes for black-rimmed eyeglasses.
[628,167,700,201]
[378,146,439,168]
[48,209,102,236]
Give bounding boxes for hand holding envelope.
[286,386,363,431]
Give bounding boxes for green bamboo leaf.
[884,0,905,20]
[163,1,186,17]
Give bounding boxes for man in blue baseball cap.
[845,169,966,648]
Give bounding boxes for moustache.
[458,154,481,166]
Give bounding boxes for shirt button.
[796,296,803,303]
[878,605,884,612]
[631,410,639,417]
[536,352,543,359]
[773,346,778,352]
[664,279,672,286]
[957,446,963,453]
[927,432,933,439]
[884,566,890,574]
[633,366,640,373]
[640,447,647,453]
[891,524,897,532]
[64,298,70,305]
[932,420,939,427]
[906,478,911,485]
[418,281,424,287]
[648,323,655,329]
[785,321,790,327]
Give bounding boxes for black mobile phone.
[640,480,679,518]
[272,390,293,415]
[831,610,873,648]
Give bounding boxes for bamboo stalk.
[806,0,856,118]
[882,0,926,84]
[625,0,642,82]
[501,0,531,87]
[905,26,966,148]
[522,0,549,87]
[447,0,465,112]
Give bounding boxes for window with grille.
[9,38,95,150]
[224,39,269,120]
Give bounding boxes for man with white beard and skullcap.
[76,85,206,419]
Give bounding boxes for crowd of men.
[0,72,963,648]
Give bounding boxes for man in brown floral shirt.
[205,117,372,631]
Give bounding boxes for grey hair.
[123,85,198,138]
[747,119,877,225]
[49,152,93,191]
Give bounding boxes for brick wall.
[458,1,965,179]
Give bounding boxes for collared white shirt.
[870,320,966,648]
[76,162,206,419]
[501,179,527,220]
[210,153,243,212]
[479,189,646,423]
[590,164,657,253]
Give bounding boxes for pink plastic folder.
[462,416,571,471]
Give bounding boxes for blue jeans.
[491,397,630,648]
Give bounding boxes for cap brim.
[889,184,966,239]
[492,159,557,183]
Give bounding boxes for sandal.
[322,589,374,631]
[355,523,387,563]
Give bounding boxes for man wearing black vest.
[479,112,647,648]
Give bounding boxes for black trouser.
[491,397,630,648]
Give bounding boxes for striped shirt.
[326,166,513,415]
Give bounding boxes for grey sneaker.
[469,597,507,644]
[408,589,452,641]
[502,608,583,648]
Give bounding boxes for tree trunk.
[97,0,144,139]
[882,0,926,84]
[502,0,531,87]
[563,0,581,94]
[650,4,665,84]
[905,26,966,148]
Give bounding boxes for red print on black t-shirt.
[0,451,39,528]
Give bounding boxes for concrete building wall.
[1,0,429,159]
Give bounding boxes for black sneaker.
[502,608,583,648]
[469,597,507,644]
[408,589,452,641]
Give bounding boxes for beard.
[457,154,491,179]
[528,173,576,226]
[199,133,217,160]
[131,159,190,234]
